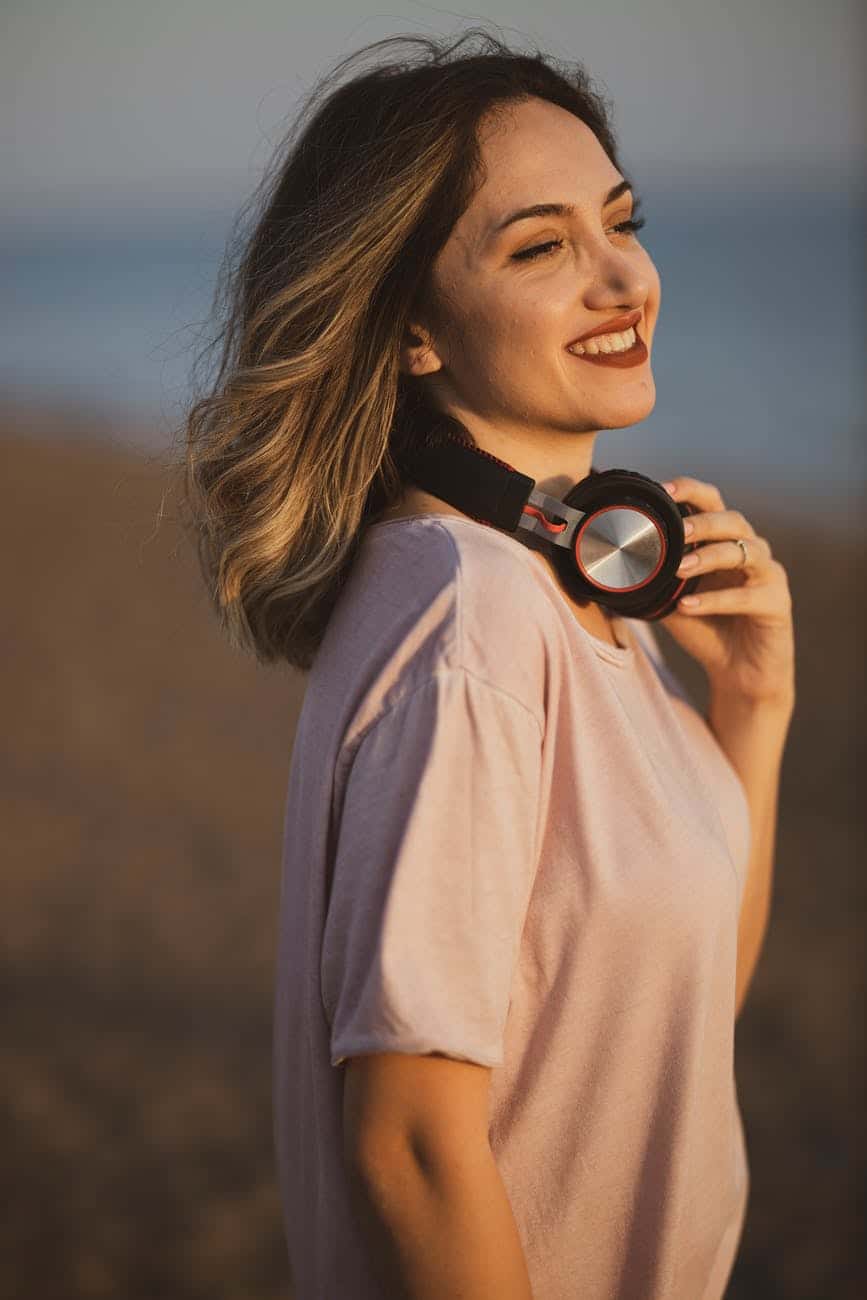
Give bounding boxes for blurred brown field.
[1,402,865,1299]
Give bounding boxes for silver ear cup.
[551,468,693,618]
[573,505,666,592]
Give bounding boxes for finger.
[662,476,726,512]
[677,538,770,578]
[682,509,761,544]
[678,582,775,614]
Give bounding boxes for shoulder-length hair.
[174,26,628,672]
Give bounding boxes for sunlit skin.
[402,96,659,469]
[392,95,660,644]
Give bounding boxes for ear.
[398,322,444,377]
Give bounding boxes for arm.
[347,1126,534,1299]
[343,1053,534,1299]
[705,686,795,1019]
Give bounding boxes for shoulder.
[419,517,554,718]
[327,517,553,746]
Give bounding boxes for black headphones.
[397,425,701,621]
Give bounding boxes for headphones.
[397,425,702,621]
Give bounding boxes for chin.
[606,381,657,426]
[577,392,657,432]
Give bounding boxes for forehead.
[456,97,624,250]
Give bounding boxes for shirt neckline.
[365,513,636,666]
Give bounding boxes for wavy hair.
[171,26,628,672]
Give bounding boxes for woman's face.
[409,95,661,454]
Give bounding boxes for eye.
[611,216,646,238]
[510,238,563,263]
[510,214,647,263]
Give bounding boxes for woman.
[181,29,795,1300]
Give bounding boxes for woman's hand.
[658,476,796,705]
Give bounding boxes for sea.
[2,189,864,533]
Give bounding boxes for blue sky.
[3,0,864,234]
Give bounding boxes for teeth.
[568,326,637,356]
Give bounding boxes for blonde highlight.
[164,27,626,671]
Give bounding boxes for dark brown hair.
[173,26,629,672]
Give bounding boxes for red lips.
[567,308,643,347]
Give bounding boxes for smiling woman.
[172,25,765,1300]
[173,27,656,672]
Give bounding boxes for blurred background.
[2,2,864,1297]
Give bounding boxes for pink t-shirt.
[273,513,751,1299]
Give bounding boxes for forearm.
[347,1135,534,1299]
[706,687,794,1018]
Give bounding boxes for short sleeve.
[320,668,544,1070]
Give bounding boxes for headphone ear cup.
[640,498,702,620]
[549,468,698,619]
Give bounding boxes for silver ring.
[735,538,749,568]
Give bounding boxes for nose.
[582,238,653,311]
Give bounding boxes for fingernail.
[662,481,677,495]
[683,519,694,536]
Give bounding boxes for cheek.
[641,251,662,324]
[443,289,526,363]
[483,287,570,359]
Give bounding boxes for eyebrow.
[490,178,635,238]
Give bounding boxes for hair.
[170,25,629,673]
